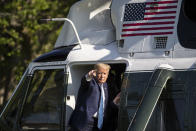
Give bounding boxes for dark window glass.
[119,71,186,131]
[20,69,64,131]
[3,75,31,129]
[184,0,196,22]
[177,0,196,49]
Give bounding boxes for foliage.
[0,0,77,106]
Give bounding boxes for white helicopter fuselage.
[1,0,196,131]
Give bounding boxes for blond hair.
[94,63,111,71]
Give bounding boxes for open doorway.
[65,62,126,129]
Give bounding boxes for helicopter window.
[184,0,196,22]
[2,75,31,129]
[178,0,196,49]
[20,69,65,131]
[145,73,186,131]
[118,71,186,131]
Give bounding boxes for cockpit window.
[3,75,30,129]
[20,69,65,131]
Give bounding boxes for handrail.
[127,65,173,131]
[41,18,82,49]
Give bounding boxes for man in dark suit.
[69,63,120,131]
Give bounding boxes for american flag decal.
[121,0,178,37]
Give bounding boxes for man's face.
[96,67,109,83]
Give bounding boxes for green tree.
[0,0,77,109]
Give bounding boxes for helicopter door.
[18,68,67,131]
[65,63,126,129]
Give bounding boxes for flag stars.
[123,3,146,21]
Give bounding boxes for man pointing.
[69,63,120,131]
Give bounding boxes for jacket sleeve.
[80,75,91,89]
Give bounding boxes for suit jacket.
[69,76,109,130]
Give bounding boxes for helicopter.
[0,0,196,130]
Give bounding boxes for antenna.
[41,18,82,49]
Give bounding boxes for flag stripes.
[122,0,178,37]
